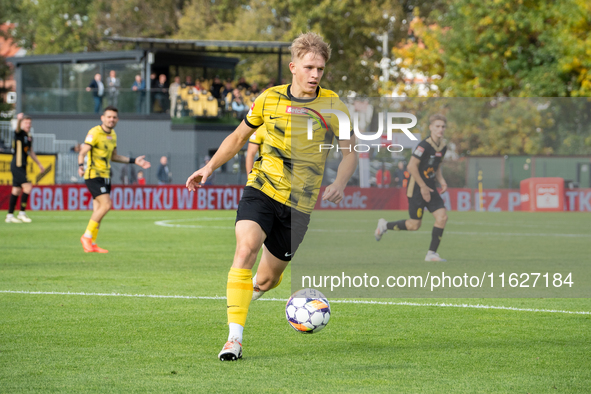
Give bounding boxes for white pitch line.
[1,290,589,316]
[154,219,591,238]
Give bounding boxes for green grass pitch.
[1,209,590,393]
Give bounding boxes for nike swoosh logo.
[270,116,281,119]
[285,252,293,257]
[227,305,240,309]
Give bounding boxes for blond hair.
[290,32,331,62]
[429,114,447,125]
[16,115,32,133]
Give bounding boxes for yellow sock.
[271,272,283,289]
[227,267,253,326]
[92,226,99,243]
[84,220,99,238]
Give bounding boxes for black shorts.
[408,184,445,220]
[11,163,28,187]
[85,177,111,199]
[236,186,310,261]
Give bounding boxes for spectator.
[376,164,391,188]
[169,76,181,117]
[250,82,260,95]
[107,70,120,108]
[86,73,104,114]
[154,74,169,113]
[183,75,194,88]
[237,76,251,90]
[211,76,223,99]
[394,161,406,187]
[157,156,171,185]
[193,79,203,94]
[231,89,247,119]
[137,170,146,185]
[149,73,157,89]
[221,79,234,109]
[131,75,146,114]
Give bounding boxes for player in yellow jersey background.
[77,106,151,253]
[186,32,358,361]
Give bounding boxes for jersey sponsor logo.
[285,105,308,115]
[414,146,424,157]
[424,167,435,179]
[417,207,423,218]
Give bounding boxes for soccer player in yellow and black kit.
[5,114,45,223]
[77,106,151,253]
[375,114,449,262]
[186,32,358,361]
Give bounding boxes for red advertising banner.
[0,185,244,211]
[0,185,590,212]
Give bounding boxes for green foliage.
[94,0,180,45]
[8,0,97,54]
[176,0,290,85]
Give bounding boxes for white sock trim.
[228,323,244,343]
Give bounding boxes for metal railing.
[0,121,12,152]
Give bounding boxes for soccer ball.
[285,288,331,334]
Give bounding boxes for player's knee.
[407,220,421,231]
[101,199,112,212]
[234,245,259,267]
[436,212,448,225]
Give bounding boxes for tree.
[94,0,181,48]
[7,0,97,54]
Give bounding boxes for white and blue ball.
[285,288,331,334]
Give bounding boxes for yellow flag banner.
[0,153,57,185]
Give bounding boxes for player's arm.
[28,150,45,172]
[407,156,433,202]
[78,143,91,177]
[322,137,358,204]
[435,167,447,194]
[111,148,151,169]
[186,120,255,190]
[245,142,259,174]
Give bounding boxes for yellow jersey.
[83,125,117,179]
[249,126,266,156]
[245,84,350,214]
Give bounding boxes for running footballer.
[186,32,358,361]
[375,114,449,262]
[78,106,151,253]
